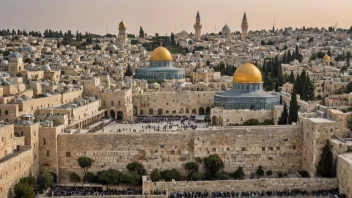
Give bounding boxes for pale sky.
[1,0,352,36]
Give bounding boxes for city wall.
[57,126,303,182]
[143,178,338,194]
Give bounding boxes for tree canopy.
[316,140,333,178]
[203,154,224,179]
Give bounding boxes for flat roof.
[308,118,335,123]
[339,153,352,164]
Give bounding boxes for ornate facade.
[135,46,185,81]
[214,63,280,110]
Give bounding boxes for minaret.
[193,11,202,41]
[118,20,127,45]
[241,12,248,40]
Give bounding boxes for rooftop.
[308,118,335,123]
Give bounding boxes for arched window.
[186,108,189,113]
[111,100,114,106]
[4,110,8,115]
[47,150,50,157]
[44,138,46,145]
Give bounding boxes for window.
[268,147,273,151]
[268,157,272,160]
[118,101,120,106]
[4,110,8,115]
[186,109,189,113]
[293,146,296,150]
[47,150,50,157]
[241,147,246,151]
[44,138,46,145]
[66,152,71,157]
[111,100,114,106]
[262,147,265,151]
[276,147,280,150]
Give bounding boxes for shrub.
[83,172,98,183]
[243,119,260,126]
[37,172,54,191]
[267,170,273,176]
[232,166,245,180]
[150,169,161,182]
[215,171,231,180]
[256,166,264,176]
[160,169,181,181]
[70,172,81,183]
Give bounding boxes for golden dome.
[323,54,331,61]
[150,46,172,61]
[119,21,126,29]
[233,63,262,83]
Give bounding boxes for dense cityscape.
[0,7,352,198]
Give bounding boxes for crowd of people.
[155,189,346,198]
[103,116,206,133]
[48,185,142,196]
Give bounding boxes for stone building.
[135,46,185,81]
[118,21,127,45]
[7,52,25,77]
[214,63,280,110]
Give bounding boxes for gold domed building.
[135,46,185,80]
[214,63,280,110]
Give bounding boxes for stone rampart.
[143,178,338,194]
[57,125,303,181]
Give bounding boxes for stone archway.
[158,108,163,116]
[199,107,205,115]
[212,116,218,126]
[117,111,123,121]
[192,109,197,114]
[110,110,115,119]
[250,105,255,110]
[104,111,108,117]
[206,107,211,115]
[149,109,153,115]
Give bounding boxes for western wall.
[56,125,302,182]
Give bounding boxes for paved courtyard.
[96,119,210,133]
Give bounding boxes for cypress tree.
[295,45,300,59]
[294,73,301,95]
[289,71,295,83]
[282,53,287,64]
[287,51,292,63]
[278,102,288,125]
[316,140,333,178]
[300,70,307,100]
[288,89,298,124]
[327,50,332,57]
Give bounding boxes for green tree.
[124,65,133,77]
[316,140,333,178]
[203,154,224,179]
[347,82,352,93]
[278,102,288,125]
[126,162,146,176]
[83,172,98,183]
[288,89,298,124]
[77,156,94,175]
[70,172,81,184]
[37,172,54,191]
[184,162,199,181]
[170,33,176,46]
[232,166,245,180]
[23,58,32,64]
[289,71,295,83]
[243,119,260,126]
[150,169,161,182]
[19,176,36,188]
[97,169,120,186]
[256,166,264,176]
[120,171,141,185]
[14,183,35,198]
[160,169,181,181]
[267,170,273,176]
[316,51,325,59]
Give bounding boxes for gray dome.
[25,64,34,71]
[222,25,230,31]
[24,46,36,54]
[8,52,23,59]
[2,80,14,86]
[1,60,8,65]
[41,64,51,71]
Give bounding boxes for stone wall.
[336,153,352,198]
[142,178,338,195]
[56,125,302,181]
[211,108,274,126]
[0,149,33,198]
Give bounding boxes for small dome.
[1,60,8,65]
[41,64,51,71]
[8,52,23,59]
[150,47,172,61]
[233,63,262,83]
[119,21,127,29]
[25,64,34,70]
[222,25,230,31]
[323,55,331,61]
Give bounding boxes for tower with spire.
[241,12,248,40]
[193,11,202,41]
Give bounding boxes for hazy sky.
[1,0,352,36]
